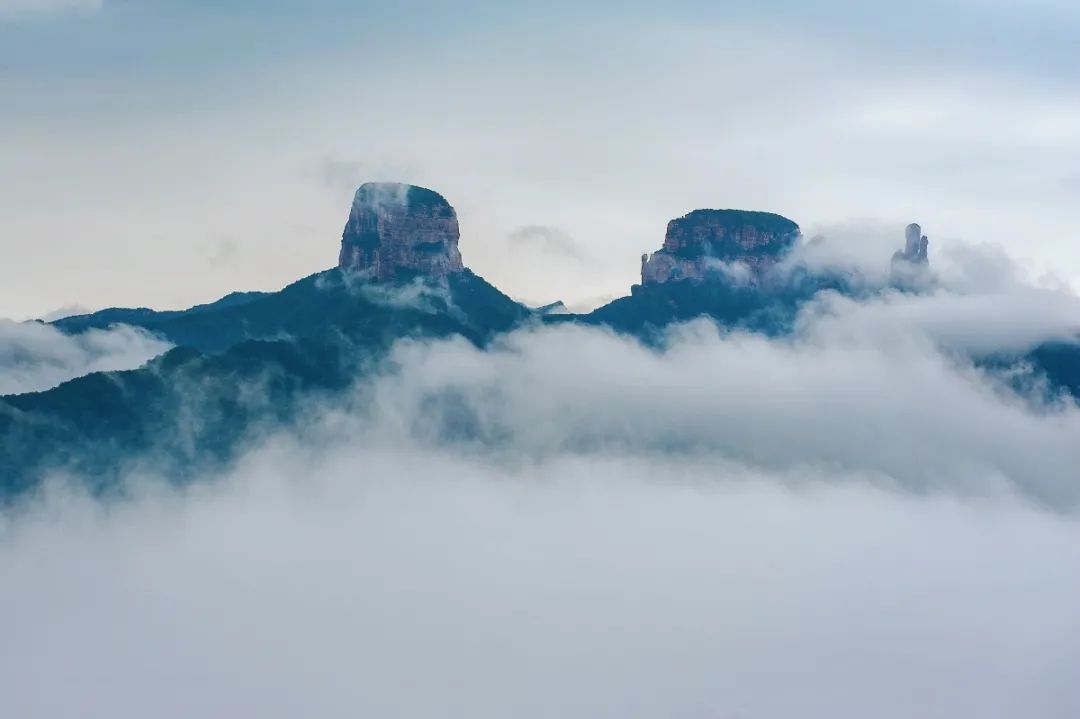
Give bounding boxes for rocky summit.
[338,182,465,280]
[640,209,800,284]
[8,181,1080,502]
[893,222,930,266]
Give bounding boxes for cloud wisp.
[0,319,171,395]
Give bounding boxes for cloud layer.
[3,253,1080,716]
[0,319,171,395]
[2,419,1078,718]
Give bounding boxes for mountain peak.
[338,182,465,280]
[893,222,929,265]
[641,208,800,284]
[536,300,570,315]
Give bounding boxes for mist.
[3,259,1080,716]
[0,319,171,395]
[4,0,1080,714]
[2,425,1077,718]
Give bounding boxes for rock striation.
[640,209,800,284]
[338,182,464,280]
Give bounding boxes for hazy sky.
[2,0,1079,316]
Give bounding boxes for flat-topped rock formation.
[640,209,800,284]
[338,182,464,280]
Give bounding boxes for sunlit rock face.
[338,183,465,280]
[640,209,800,284]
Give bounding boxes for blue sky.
[2,0,1079,316]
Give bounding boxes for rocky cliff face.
[640,209,800,284]
[338,182,464,280]
[892,222,930,266]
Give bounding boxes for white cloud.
[0,319,171,395]
[1,418,1077,718]
[0,0,101,19]
[801,287,1080,357]
[778,232,1080,355]
[366,318,1080,507]
[3,258,1080,715]
[1,2,1079,711]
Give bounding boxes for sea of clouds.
[1,238,1079,718]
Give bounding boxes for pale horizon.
[3,0,1079,318]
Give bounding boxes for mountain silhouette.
[2,184,1078,498]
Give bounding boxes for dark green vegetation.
[53,268,519,354]
[3,234,1080,500]
[401,185,455,216]
[1027,343,1080,399]
[584,269,856,341]
[0,269,528,496]
[54,291,270,339]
